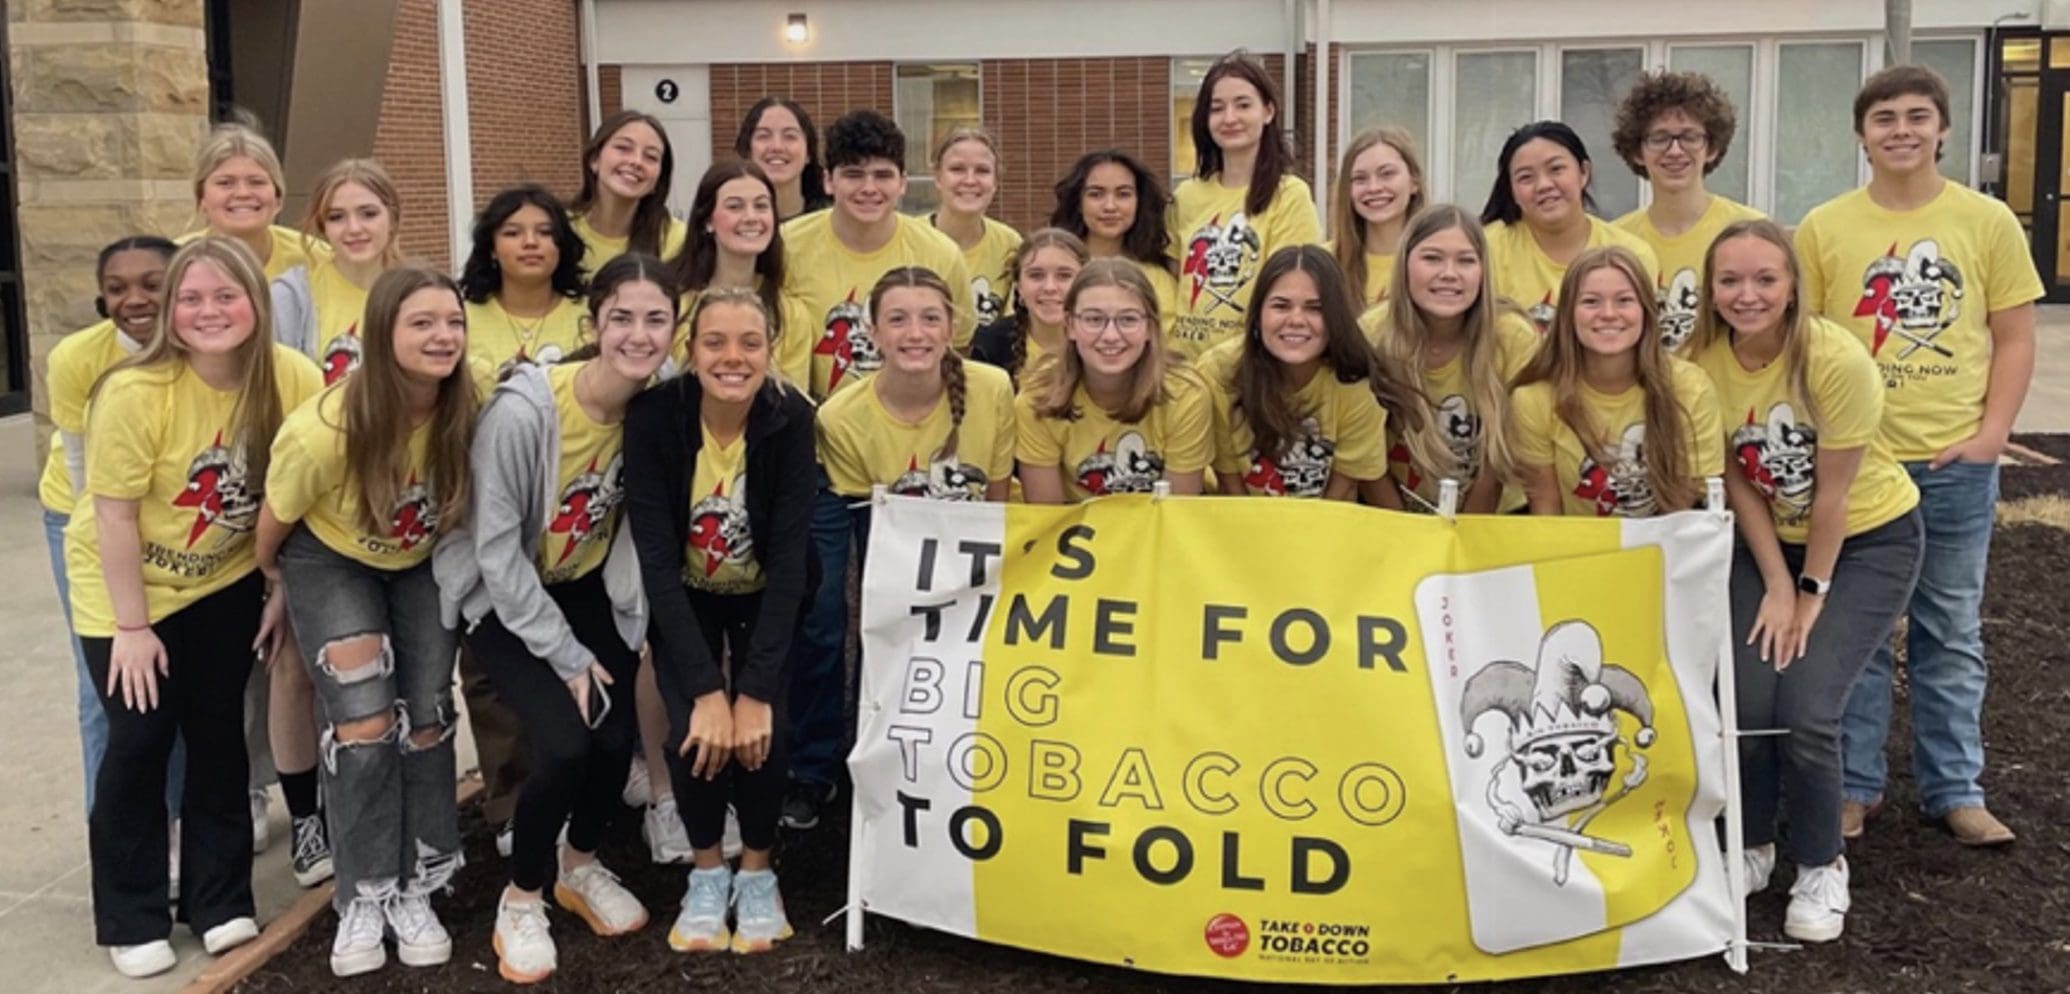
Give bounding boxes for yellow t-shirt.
[1015,371,1215,502]
[685,424,763,595]
[1324,239,1396,309]
[572,213,690,273]
[1207,361,1390,498]
[816,361,1016,500]
[1166,175,1322,358]
[466,295,589,381]
[39,321,141,514]
[178,226,328,282]
[1509,357,1723,517]
[674,287,816,388]
[1794,183,2045,461]
[1368,309,1541,507]
[1485,217,1661,333]
[65,346,323,636]
[266,384,442,570]
[1613,196,1765,353]
[305,260,372,385]
[938,215,1023,330]
[1692,317,1919,542]
[779,211,977,400]
[537,363,627,585]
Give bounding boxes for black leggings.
[83,572,264,945]
[469,571,640,892]
[666,589,789,853]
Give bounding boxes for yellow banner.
[850,495,1736,984]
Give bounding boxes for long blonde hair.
[1331,128,1426,306]
[1513,246,1698,512]
[92,237,289,493]
[339,266,476,535]
[1028,258,1176,424]
[1685,218,1822,428]
[301,158,404,269]
[1376,205,1519,490]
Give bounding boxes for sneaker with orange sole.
[554,860,648,936]
[493,892,555,984]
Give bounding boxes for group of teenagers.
[42,47,2035,983]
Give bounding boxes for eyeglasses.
[1643,131,1707,152]
[1071,310,1149,333]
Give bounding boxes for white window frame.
[1663,41,1760,207]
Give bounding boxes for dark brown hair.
[667,159,787,342]
[1853,64,1952,162]
[573,110,677,261]
[867,267,969,462]
[1191,52,1296,217]
[1612,70,1739,178]
[1049,149,1173,272]
[342,265,477,534]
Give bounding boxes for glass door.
[1992,31,2070,302]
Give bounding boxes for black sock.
[279,767,320,820]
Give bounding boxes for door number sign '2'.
[654,79,679,104]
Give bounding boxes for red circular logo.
[1204,913,1250,958]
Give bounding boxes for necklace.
[503,299,550,358]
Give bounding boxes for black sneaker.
[780,780,836,830]
[290,813,335,888]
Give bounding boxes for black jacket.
[623,376,819,710]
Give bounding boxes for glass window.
[1171,57,1217,183]
[1346,51,1432,157]
[2001,36,2041,72]
[1666,44,1754,204]
[1773,42,1863,222]
[1558,47,1645,219]
[1914,38,1979,186]
[894,63,982,214]
[1453,50,1538,212]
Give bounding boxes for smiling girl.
[257,266,478,977]
[1481,122,1658,332]
[274,160,404,386]
[1167,54,1321,358]
[68,238,321,978]
[459,186,591,379]
[972,228,1088,382]
[1330,129,1426,309]
[1509,245,1719,517]
[186,124,328,281]
[1017,259,1214,502]
[927,128,1024,330]
[733,97,830,221]
[1051,150,1178,331]
[669,160,815,386]
[572,111,688,269]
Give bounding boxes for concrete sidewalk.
[0,306,2064,990]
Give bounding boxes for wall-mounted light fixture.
[784,13,808,44]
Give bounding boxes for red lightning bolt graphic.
[1853,242,1901,355]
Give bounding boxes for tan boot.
[1839,796,1884,840]
[1944,806,2015,847]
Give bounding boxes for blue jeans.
[1841,460,1997,816]
[46,508,185,816]
[785,475,852,787]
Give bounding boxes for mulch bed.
[237,443,2070,994]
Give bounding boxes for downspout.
[581,0,603,130]
[1313,0,1331,228]
[436,0,475,269]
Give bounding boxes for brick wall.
[982,57,1172,233]
[599,64,622,119]
[708,60,896,174]
[370,0,449,266]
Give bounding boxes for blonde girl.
[1330,128,1426,309]
[187,123,326,280]
[1017,259,1214,502]
[928,127,1024,329]
[275,159,405,384]
[971,228,1088,382]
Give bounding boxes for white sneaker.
[167,819,180,903]
[331,896,387,977]
[643,797,693,864]
[1743,843,1776,896]
[202,916,259,955]
[109,940,177,978]
[1784,857,1850,943]
[249,790,271,854]
[622,758,652,808]
[495,820,514,859]
[729,868,794,953]
[384,892,452,967]
[667,865,731,952]
[494,892,556,984]
[555,860,649,936]
[722,805,744,860]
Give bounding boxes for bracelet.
[114,621,152,633]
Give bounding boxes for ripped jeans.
[279,527,462,911]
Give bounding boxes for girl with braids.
[624,289,818,955]
[1050,149,1179,333]
[256,265,478,977]
[667,160,815,387]
[68,238,321,977]
[1689,220,1921,942]
[1200,246,1397,503]
[1509,245,1721,517]
[1016,259,1214,503]
[971,228,1088,383]
[571,110,689,270]
[1367,206,1537,514]
[1166,53,1321,358]
[928,127,1023,329]
[818,266,1016,516]
[459,185,591,379]
[437,255,680,984]
[734,97,831,221]
[1329,128,1425,309]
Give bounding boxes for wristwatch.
[1797,574,1831,597]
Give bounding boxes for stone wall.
[8,0,210,448]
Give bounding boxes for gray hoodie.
[433,364,646,680]
[270,264,318,358]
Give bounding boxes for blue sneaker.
[668,865,731,952]
[729,868,794,953]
